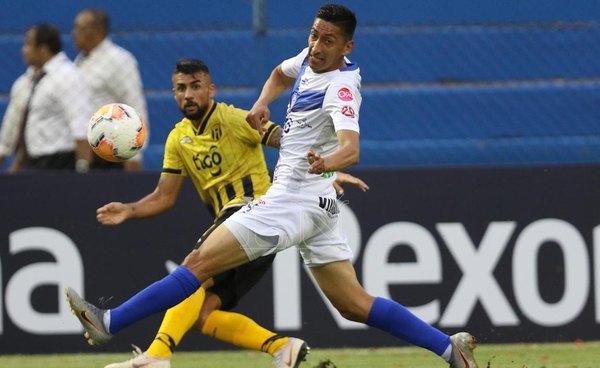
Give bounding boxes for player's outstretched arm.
[96,174,185,225]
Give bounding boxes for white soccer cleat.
[64,287,112,346]
[448,332,479,368]
[273,337,310,368]
[104,345,171,368]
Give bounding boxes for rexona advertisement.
[1,166,599,353]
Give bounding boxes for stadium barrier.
[1,166,599,353]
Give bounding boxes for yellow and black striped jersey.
[162,100,280,218]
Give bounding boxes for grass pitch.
[0,341,597,368]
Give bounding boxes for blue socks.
[106,268,451,356]
[108,265,201,334]
[367,297,450,356]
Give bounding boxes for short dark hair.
[31,23,62,54]
[316,3,357,39]
[173,59,210,75]
[85,8,110,35]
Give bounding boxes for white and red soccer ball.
[87,103,147,162]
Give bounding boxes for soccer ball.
[87,103,147,162]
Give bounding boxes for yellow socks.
[146,288,206,359]
[201,310,288,355]
[145,288,287,358]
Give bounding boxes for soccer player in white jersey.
[66,4,480,368]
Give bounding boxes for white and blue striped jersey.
[271,47,362,196]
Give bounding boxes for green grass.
[0,341,597,368]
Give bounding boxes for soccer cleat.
[64,287,112,346]
[104,345,171,368]
[448,332,479,368]
[273,337,310,368]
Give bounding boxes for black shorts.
[194,205,275,311]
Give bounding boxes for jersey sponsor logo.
[337,87,353,101]
[193,145,222,176]
[341,105,355,118]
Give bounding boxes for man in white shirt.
[72,8,149,171]
[0,23,93,173]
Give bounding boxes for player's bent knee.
[182,249,211,279]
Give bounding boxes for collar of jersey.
[192,100,217,135]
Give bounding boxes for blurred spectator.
[73,8,149,172]
[0,23,93,173]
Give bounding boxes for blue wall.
[1,1,599,170]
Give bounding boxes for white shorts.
[223,187,353,267]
